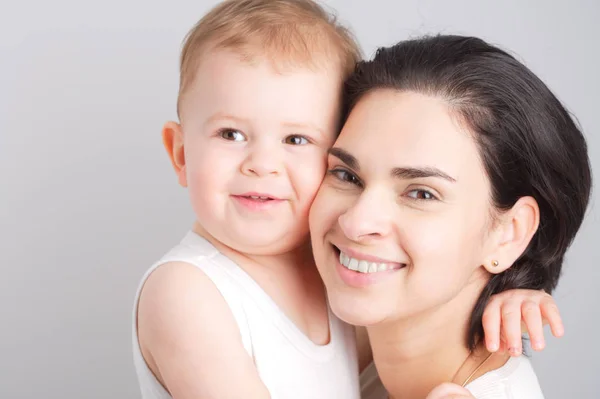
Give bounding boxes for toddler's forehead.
[180,50,344,122]
[192,46,344,87]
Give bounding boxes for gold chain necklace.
[387,352,496,399]
[452,351,495,387]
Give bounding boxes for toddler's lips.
[235,192,282,201]
[231,194,285,211]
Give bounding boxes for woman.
[309,35,592,398]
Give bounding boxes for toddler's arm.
[137,262,271,399]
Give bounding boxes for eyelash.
[218,128,245,141]
[405,189,438,201]
[284,134,312,145]
[327,168,362,187]
[328,168,439,201]
[217,129,311,146]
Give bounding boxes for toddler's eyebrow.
[282,122,325,138]
[204,113,250,127]
[204,113,324,137]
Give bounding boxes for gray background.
[1,0,598,398]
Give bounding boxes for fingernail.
[533,340,545,350]
[509,346,522,356]
[488,342,499,352]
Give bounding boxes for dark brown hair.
[343,35,592,349]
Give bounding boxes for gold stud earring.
[491,260,499,267]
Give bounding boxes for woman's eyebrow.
[328,147,359,170]
[391,166,457,182]
[329,147,456,182]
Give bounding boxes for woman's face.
[309,90,496,326]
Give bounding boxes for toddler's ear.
[162,121,187,187]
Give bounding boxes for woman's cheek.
[400,212,470,283]
[398,211,451,252]
[312,185,347,231]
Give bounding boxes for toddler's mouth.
[231,193,285,212]
[235,192,282,201]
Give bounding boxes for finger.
[540,296,564,337]
[426,383,474,399]
[497,334,508,355]
[481,298,501,352]
[501,300,523,356]
[521,300,545,351]
[498,336,508,354]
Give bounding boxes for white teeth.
[348,258,359,271]
[338,250,398,274]
[358,260,369,273]
[339,251,348,266]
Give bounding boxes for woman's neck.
[368,278,494,399]
[369,316,471,398]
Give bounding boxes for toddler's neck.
[192,222,331,345]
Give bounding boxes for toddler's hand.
[482,289,563,356]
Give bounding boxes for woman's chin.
[327,293,390,327]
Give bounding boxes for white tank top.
[132,231,360,399]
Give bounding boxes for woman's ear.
[162,121,187,187]
[483,196,540,274]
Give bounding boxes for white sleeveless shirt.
[132,231,360,399]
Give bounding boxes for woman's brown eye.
[328,169,361,186]
[407,189,436,200]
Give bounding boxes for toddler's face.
[172,49,342,255]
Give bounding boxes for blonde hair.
[177,0,362,116]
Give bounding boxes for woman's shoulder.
[359,356,544,399]
[466,356,545,399]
